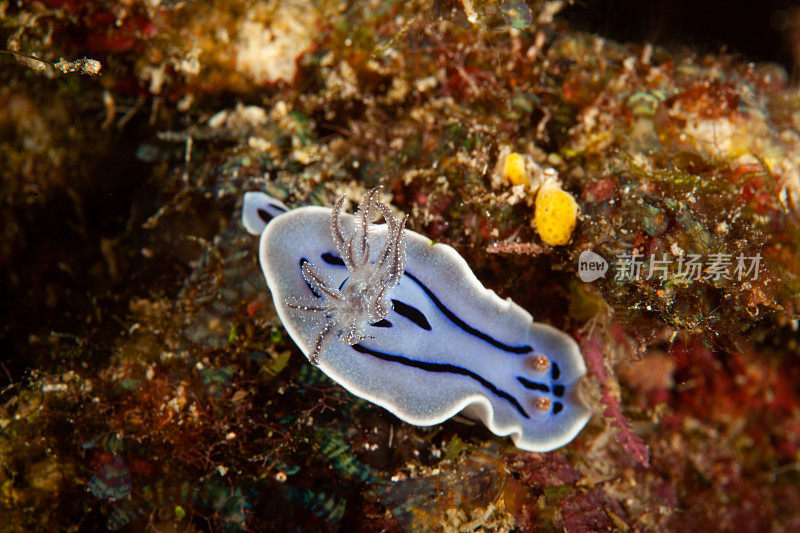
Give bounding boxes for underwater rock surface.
[1,0,800,531]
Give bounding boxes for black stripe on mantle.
[351,343,529,419]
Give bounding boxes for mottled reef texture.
[2,1,800,531]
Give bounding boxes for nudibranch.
[242,187,590,452]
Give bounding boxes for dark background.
[561,0,800,75]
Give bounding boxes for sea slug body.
[242,188,590,452]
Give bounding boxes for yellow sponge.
[503,152,528,186]
[534,183,578,246]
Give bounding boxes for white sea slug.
[242,187,590,452]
